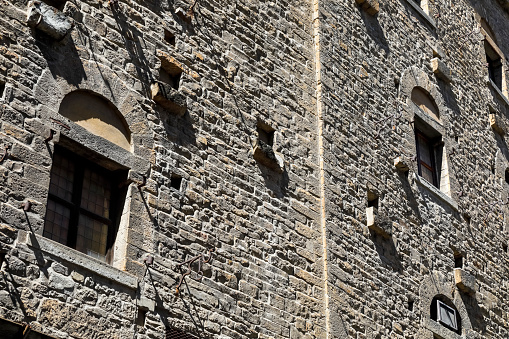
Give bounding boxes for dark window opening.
[415,129,440,187]
[503,242,508,253]
[43,146,127,264]
[166,327,198,339]
[430,296,461,334]
[41,0,67,10]
[170,175,182,191]
[454,254,463,269]
[160,68,182,91]
[0,252,6,270]
[367,191,379,209]
[505,168,509,185]
[408,300,414,311]
[0,82,5,100]
[135,308,147,327]
[485,41,503,90]
[164,29,176,46]
[257,124,274,147]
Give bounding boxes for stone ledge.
[424,318,462,339]
[414,173,458,211]
[17,231,138,289]
[404,0,436,29]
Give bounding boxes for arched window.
[430,295,462,334]
[43,91,130,264]
[411,87,439,121]
[59,91,131,151]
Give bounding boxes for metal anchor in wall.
[175,248,214,295]
[373,100,403,140]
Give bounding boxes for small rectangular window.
[164,29,176,46]
[160,68,182,90]
[43,147,127,263]
[257,126,274,147]
[0,81,5,100]
[454,254,463,269]
[170,175,182,191]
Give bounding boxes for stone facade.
[0,0,507,338]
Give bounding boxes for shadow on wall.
[356,3,390,55]
[161,107,197,147]
[110,3,153,98]
[34,32,86,86]
[459,291,487,335]
[256,163,289,199]
[370,230,403,273]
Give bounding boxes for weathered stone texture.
[0,0,323,338]
[320,0,509,338]
[1,0,509,338]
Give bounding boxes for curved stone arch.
[400,66,448,121]
[34,60,150,152]
[419,271,473,338]
[59,90,132,151]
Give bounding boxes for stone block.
[431,58,452,83]
[366,207,392,237]
[26,1,73,41]
[394,156,410,172]
[454,268,475,295]
[150,82,187,116]
[355,0,379,15]
[253,141,284,173]
[489,114,505,135]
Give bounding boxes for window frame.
[415,129,439,188]
[43,146,127,263]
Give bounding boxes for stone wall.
[1,0,509,338]
[318,0,509,338]
[0,0,324,337]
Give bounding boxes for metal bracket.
[20,201,32,212]
[175,248,215,295]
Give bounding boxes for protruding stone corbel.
[355,0,379,15]
[394,156,410,172]
[151,82,187,116]
[431,58,452,83]
[27,1,73,41]
[253,140,284,173]
[489,113,505,135]
[454,268,476,296]
[366,206,392,237]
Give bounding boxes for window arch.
[59,91,131,151]
[430,295,462,334]
[411,87,439,121]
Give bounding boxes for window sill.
[414,173,458,211]
[404,0,436,29]
[487,78,509,107]
[425,318,462,339]
[17,231,138,290]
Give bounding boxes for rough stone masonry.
[0,0,508,338]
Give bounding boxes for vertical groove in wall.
[312,0,330,336]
